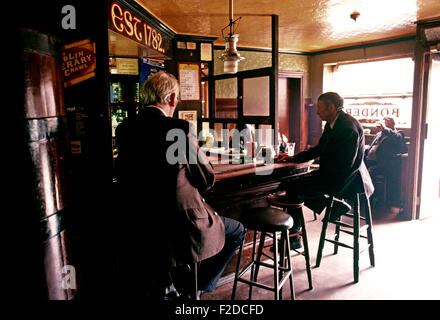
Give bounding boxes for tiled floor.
[202,206,440,300]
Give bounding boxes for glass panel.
[419,53,440,219]
[215,78,238,118]
[256,124,273,147]
[226,123,238,150]
[333,58,414,96]
[200,122,211,146]
[243,76,270,116]
[326,57,414,128]
[344,97,412,128]
[213,123,224,146]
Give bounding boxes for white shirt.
[329,112,340,129]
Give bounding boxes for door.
[418,52,440,219]
[278,73,305,152]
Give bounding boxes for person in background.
[115,71,244,300]
[365,117,406,207]
[276,92,374,249]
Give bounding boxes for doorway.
[418,52,440,219]
[278,71,305,152]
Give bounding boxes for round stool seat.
[240,207,293,232]
[267,194,304,208]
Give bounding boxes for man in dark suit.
[115,71,244,299]
[277,92,374,249]
[365,117,406,207]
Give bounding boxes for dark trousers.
[284,172,330,232]
[118,216,244,297]
[198,216,245,292]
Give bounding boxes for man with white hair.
[116,71,244,300]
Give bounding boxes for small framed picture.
[178,110,198,131]
[200,43,212,61]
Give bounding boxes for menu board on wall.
[178,63,200,101]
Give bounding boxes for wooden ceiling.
[136,0,440,52]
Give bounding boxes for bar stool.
[191,262,200,300]
[170,262,201,300]
[266,194,313,290]
[315,191,375,283]
[231,207,295,300]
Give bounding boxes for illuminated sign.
[109,1,170,55]
[61,39,96,87]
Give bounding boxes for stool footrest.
[359,244,371,254]
[325,238,353,250]
[235,278,274,292]
[325,239,371,252]
[344,213,366,221]
[338,225,369,237]
[236,272,292,293]
[330,220,355,229]
[257,260,290,272]
[260,251,274,261]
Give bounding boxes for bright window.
[324,57,414,128]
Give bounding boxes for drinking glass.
[287,142,296,156]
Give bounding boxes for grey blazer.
[116,107,224,267]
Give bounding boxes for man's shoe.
[289,235,302,250]
[270,235,302,253]
[329,198,351,221]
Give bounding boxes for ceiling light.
[219,0,245,74]
[350,10,360,22]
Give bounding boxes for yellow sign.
[61,39,96,87]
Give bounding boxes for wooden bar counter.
[206,157,312,218]
[204,157,313,279]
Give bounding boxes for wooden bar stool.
[170,262,201,300]
[192,262,200,300]
[315,192,375,283]
[266,194,313,290]
[231,207,295,300]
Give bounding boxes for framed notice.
[178,110,198,132]
[200,43,212,61]
[114,58,139,75]
[178,63,201,101]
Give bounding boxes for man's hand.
[275,153,292,163]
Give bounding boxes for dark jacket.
[365,127,406,170]
[116,107,225,267]
[292,111,374,198]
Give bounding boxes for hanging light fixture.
[219,0,245,74]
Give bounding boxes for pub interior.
[12,0,440,303]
